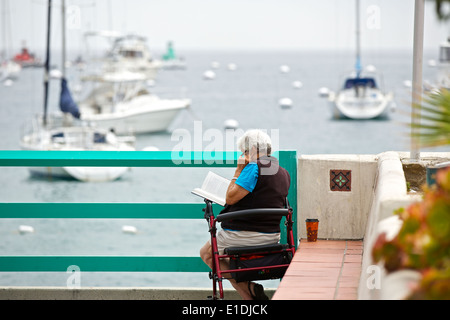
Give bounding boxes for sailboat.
[326,0,393,120]
[20,0,135,182]
[0,0,22,81]
[0,60,21,82]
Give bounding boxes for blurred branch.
[412,89,450,148]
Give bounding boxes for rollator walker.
[202,199,296,300]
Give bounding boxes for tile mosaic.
[330,170,352,192]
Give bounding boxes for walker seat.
[225,243,293,282]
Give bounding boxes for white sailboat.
[0,0,22,82]
[326,0,393,120]
[0,60,21,82]
[21,119,135,182]
[20,0,136,182]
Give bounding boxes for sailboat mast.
[43,0,52,127]
[355,0,361,77]
[62,0,66,79]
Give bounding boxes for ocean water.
[0,49,448,288]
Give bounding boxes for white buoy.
[279,65,290,73]
[122,225,138,234]
[292,81,303,89]
[365,64,377,73]
[73,83,83,94]
[390,101,397,112]
[428,59,437,67]
[141,146,160,151]
[3,79,13,87]
[227,63,237,71]
[279,97,293,108]
[50,69,63,79]
[18,225,34,234]
[146,79,155,87]
[224,119,239,130]
[203,70,216,80]
[318,87,330,97]
[210,61,220,69]
[403,80,412,88]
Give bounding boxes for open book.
[191,171,231,206]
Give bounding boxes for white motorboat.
[325,0,393,120]
[77,71,190,134]
[89,33,162,80]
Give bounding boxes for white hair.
[237,129,272,155]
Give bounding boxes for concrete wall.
[298,154,377,240]
[358,151,450,300]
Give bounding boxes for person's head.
[237,129,272,160]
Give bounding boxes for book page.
[191,171,230,206]
[202,171,230,197]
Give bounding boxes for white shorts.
[214,229,281,255]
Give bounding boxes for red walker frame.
[203,199,296,300]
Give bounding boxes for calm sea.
[0,49,447,288]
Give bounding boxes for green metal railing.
[0,150,297,274]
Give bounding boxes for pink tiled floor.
[272,239,363,300]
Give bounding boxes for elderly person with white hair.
[200,129,291,300]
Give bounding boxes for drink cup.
[305,219,319,242]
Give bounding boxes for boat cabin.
[343,77,377,90]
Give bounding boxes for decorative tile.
[330,170,351,192]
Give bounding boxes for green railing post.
[276,150,298,248]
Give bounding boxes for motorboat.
[13,46,43,68]
[76,71,190,134]
[160,41,186,70]
[101,33,161,79]
[324,0,393,120]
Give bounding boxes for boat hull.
[329,90,393,120]
[20,127,135,182]
[79,99,190,134]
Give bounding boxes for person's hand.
[236,154,249,175]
